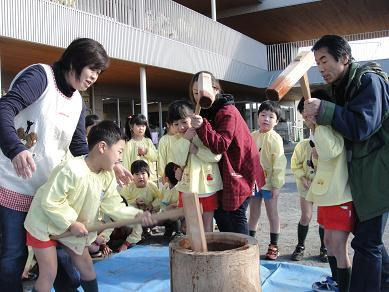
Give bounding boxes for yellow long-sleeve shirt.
[157,134,179,178]
[172,135,223,196]
[160,183,179,211]
[24,156,143,255]
[306,125,352,206]
[291,139,317,198]
[123,138,158,181]
[120,181,162,212]
[251,130,287,190]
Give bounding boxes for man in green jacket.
[304,35,389,292]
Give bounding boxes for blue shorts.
[254,189,272,200]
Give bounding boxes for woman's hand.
[183,128,197,140]
[113,163,133,187]
[12,150,36,179]
[190,115,203,129]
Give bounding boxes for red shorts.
[317,201,355,232]
[26,231,58,248]
[178,192,218,212]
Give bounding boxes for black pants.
[350,211,388,292]
[214,197,250,235]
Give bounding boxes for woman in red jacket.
[189,71,265,234]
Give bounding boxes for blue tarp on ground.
[94,245,330,292]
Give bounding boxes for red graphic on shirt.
[207,174,213,181]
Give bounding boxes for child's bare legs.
[264,196,280,234]
[291,197,313,260]
[325,230,351,268]
[202,211,214,232]
[300,197,313,226]
[248,196,262,235]
[264,196,280,260]
[33,246,58,292]
[63,246,96,281]
[324,229,352,292]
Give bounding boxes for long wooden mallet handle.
[265,51,314,101]
[182,192,207,252]
[51,207,184,240]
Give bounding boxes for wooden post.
[181,192,208,252]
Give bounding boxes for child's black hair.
[125,114,152,140]
[258,100,282,121]
[168,100,194,123]
[297,89,332,114]
[165,162,179,186]
[85,114,100,129]
[130,160,150,176]
[297,98,305,114]
[87,120,126,151]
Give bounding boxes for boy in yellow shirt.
[290,98,327,262]
[306,90,355,292]
[249,100,287,260]
[24,121,155,292]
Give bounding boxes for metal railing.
[267,30,389,71]
[47,0,266,68]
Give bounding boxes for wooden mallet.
[51,192,208,252]
[265,51,314,101]
[197,72,214,110]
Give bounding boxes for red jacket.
[197,99,265,211]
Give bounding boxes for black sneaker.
[291,245,305,261]
[320,247,329,263]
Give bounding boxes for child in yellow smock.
[157,121,178,180]
[123,114,158,181]
[120,160,162,213]
[306,90,355,292]
[290,97,327,262]
[116,160,162,249]
[168,100,223,232]
[248,100,287,260]
[160,162,181,239]
[24,121,155,292]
